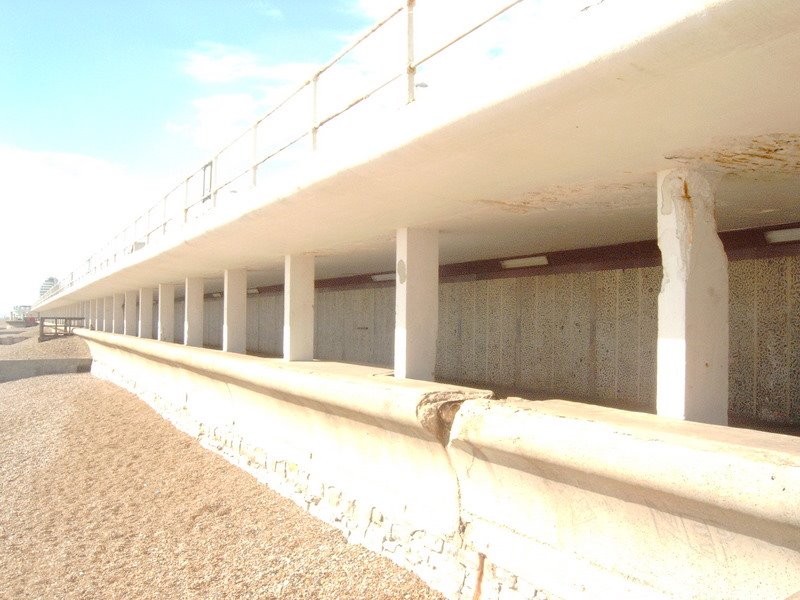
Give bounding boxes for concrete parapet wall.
[450,399,800,600]
[0,358,93,383]
[77,328,800,600]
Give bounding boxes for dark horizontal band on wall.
[211,222,800,299]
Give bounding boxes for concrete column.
[394,228,439,380]
[139,288,154,339]
[103,297,113,332]
[184,277,204,347]
[223,269,248,353]
[112,293,124,334]
[94,298,102,331]
[158,284,176,342]
[656,169,728,425]
[283,255,315,361]
[89,299,97,329]
[124,290,138,336]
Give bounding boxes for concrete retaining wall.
[0,358,93,383]
[79,328,800,600]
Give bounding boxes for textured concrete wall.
[246,292,283,357]
[730,256,800,424]
[314,286,394,367]
[169,255,799,423]
[437,269,660,410]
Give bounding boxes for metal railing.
[36,0,529,306]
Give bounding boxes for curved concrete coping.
[449,398,800,599]
[76,328,493,442]
[452,398,800,541]
[77,328,494,535]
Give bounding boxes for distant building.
[39,276,58,298]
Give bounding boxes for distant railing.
[36,0,528,306]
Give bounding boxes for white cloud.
[183,43,314,85]
[0,145,163,310]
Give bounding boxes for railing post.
[406,0,416,104]
[251,124,259,187]
[183,177,189,223]
[311,74,319,151]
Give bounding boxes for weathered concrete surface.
[0,358,93,383]
[78,327,800,599]
[78,328,489,539]
[449,398,800,600]
[657,169,728,425]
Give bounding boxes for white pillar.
[283,255,315,361]
[184,277,204,347]
[94,298,102,331]
[139,288,154,339]
[124,290,138,336]
[89,299,97,329]
[394,228,439,380]
[158,284,175,342]
[82,301,90,327]
[223,269,248,353]
[656,169,728,425]
[103,297,113,332]
[112,293,124,334]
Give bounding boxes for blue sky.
[0,0,373,173]
[0,0,383,311]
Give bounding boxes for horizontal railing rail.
[36,0,531,307]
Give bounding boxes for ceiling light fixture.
[765,227,800,244]
[500,255,549,269]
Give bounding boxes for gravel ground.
[0,322,90,360]
[0,374,444,600]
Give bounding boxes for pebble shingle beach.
[0,324,444,599]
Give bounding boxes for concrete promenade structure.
[32,1,800,598]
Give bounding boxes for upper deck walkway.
[34,0,800,310]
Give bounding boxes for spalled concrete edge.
[0,357,93,383]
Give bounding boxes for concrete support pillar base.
[394,228,439,381]
[124,291,138,336]
[112,293,125,334]
[223,269,248,353]
[656,169,728,425]
[139,288,154,339]
[158,284,176,343]
[283,255,315,361]
[184,277,204,347]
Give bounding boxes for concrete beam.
[124,291,138,336]
[184,277,204,347]
[283,255,315,361]
[223,269,247,353]
[394,228,439,380]
[139,288,154,339]
[656,169,728,425]
[158,284,175,343]
[112,293,124,334]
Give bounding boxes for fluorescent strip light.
[371,273,396,282]
[500,255,549,269]
[765,227,800,244]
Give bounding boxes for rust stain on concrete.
[665,133,800,175]
[478,181,652,214]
